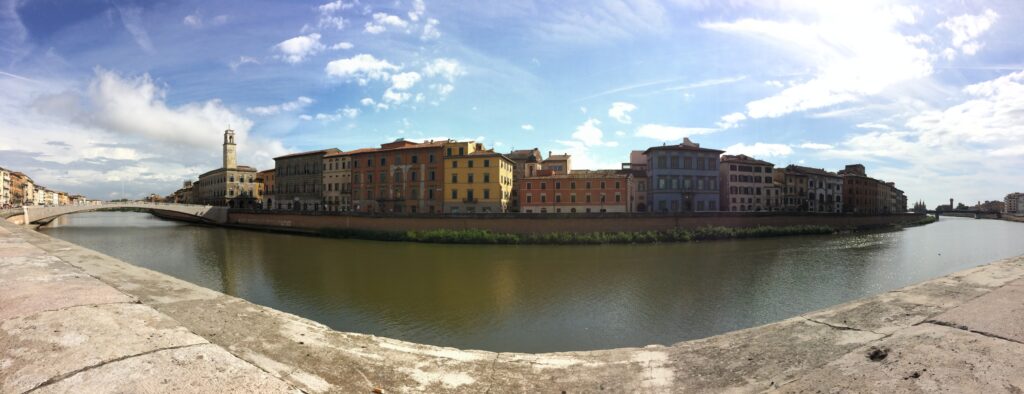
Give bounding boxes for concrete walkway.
[0,222,300,393]
[3,219,1024,393]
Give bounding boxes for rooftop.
[721,154,774,166]
[273,148,341,160]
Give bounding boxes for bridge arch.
[20,202,228,225]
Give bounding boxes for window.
[483,189,490,199]
[412,155,418,163]
[451,189,458,199]
[526,195,532,203]
[571,194,576,203]
[468,173,475,183]
[446,148,452,156]
[556,194,561,203]
[451,174,458,183]
[429,154,435,163]
[555,182,561,189]
[570,181,576,189]
[380,157,386,166]
[459,147,465,155]
[430,171,436,181]
[483,173,490,183]
[657,156,667,169]
[526,182,532,190]
[541,182,547,190]
[452,161,459,168]
[468,160,474,168]
[484,159,490,167]
[541,194,547,203]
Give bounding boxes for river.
[39,212,1024,353]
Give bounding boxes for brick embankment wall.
[227,211,927,235]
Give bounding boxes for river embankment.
[4,218,1024,392]
[215,210,934,244]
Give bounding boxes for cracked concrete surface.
[3,219,1024,393]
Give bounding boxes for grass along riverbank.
[317,217,937,245]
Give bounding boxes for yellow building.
[442,141,514,214]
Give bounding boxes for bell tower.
[223,128,237,169]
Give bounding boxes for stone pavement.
[3,218,1024,393]
[0,222,300,393]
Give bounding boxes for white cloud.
[821,69,1024,204]
[570,118,617,147]
[764,80,784,88]
[365,12,408,34]
[421,18,440,40]
[229,56,259,71]
[325,54,400,85]
[422,58,465,82]
[431,83,454,97]
[703,3,932,119]
[330,42,354,50]
[521,124,534,131]
[246,96,314,116]
[390,72,422,90]
[409,0,426,21]
[317,0,353,29]
[607,101,637,124]
[360,97,375,106]
[724,142,793,158]
[634,124,716,141]
[274,33,325,64]
[318,0,352,13]
[856,122,891,130]
[716,112,746,129]
[382,88,411,105]
[81,69,253,147]
[307,107,360,122]
[939,9,998,56]
[799,142,834,150]
[184,13,201,27]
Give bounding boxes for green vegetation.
[318,224,840,245]
[901,215,938,227]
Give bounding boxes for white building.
[0,168,10,207]
[1006,192,1024,214]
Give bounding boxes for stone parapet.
[3,219,1024,392]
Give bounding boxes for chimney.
[548,151,552,158]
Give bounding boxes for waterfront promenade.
[3,219,1024,392]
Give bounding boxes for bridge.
[11,202,228,225]
[925,209,1002,219]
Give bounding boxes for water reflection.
[42,212,1024,353]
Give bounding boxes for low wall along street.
[3,219,1024,392]
[228,211,928,235]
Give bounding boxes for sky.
[0,0,1021,206]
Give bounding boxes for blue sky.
[0,0,1022,206]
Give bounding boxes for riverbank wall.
[227,211,927,235]
[4,219,1024,392]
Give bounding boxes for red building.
[518,169,632,213]
[349,139,446,214]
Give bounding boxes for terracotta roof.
[785,165,840,177]
[721,154,774,166]
[642,142,724,154]
[274,148,341,160]
[257,169,275,175]
[507,149,542,161]
[545,154,571,161]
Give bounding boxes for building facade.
[1005,192,1024,214]
[256,170,274,209]
[442,143,515,214]
[322,151,353,212]
[772,165,842,213]
[621,151,649,212]
[644,138,723,213]
[350,139,445,214]
[0,168,10,207]
[720,154,776,212]
[519,170,632,213]
[837,164,906,214]
[194,129,261,208]
[541,152,572,174]
[506,148,543,212]
[274,148,339,211]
